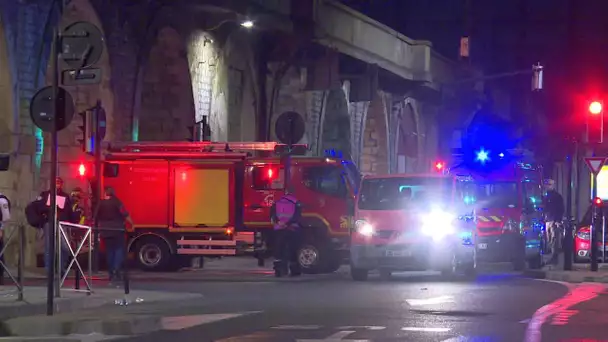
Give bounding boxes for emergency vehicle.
[449,157,545,270]
[350,173,476,281]
[101,141,359,273]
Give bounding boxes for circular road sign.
[275,111,305,145]
[61,21,105,69]
[30,86,75,132]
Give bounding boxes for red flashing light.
[181,172,187,181]
[593,197,603,207]
[589,101,603,115]
[267,168,275,179]
[78,163,86,177]
[434,161,445,171]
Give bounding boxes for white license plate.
[386,250,411,257]
[478,243,488,250]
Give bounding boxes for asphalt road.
[92,268,608,342]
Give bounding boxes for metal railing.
[0,221,25,301]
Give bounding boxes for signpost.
[585,157,606,272]
[29,14,105,315]
[274,111,305,192]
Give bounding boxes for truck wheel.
[135,237,171,272]
[351,266,369,281]
[298,241,323,274]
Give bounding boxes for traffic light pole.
[564,140,576,271]
[92,101,102,273]
[591,146,599,272]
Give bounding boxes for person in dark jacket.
[94,186,133,282]
[37,177,76,276]
[270,188,302,277]
[543,179,565,263]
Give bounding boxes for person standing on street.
[543,179,565,265]
[94,186,133,283]
[37,177,75,276]
[270,188,302,277]
[0,192,11,284]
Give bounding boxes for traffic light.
[78,163,87,177]
[77,110,94,154]
[587,100,603,143]
[593,196,603,207]
[434,161,445,172]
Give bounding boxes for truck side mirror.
[0,154,9,171]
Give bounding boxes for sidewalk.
[524,263,608,283]
[0,283,203,320]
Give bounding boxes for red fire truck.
[449,160,545,270]
[100,141,359,273]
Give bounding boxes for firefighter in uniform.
[70,187,86,225]
[270,188,302,277]
[0,192,11,284]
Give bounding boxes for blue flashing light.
[324,149,343,159]
[475,148,490,164]
[464,196,476,205]
[498,152,505,158]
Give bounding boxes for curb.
[2,314,160,337]
[0,295,109,321]
[523,269,608,283]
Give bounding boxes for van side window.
[302,166,346,198]
[252,166,284,190]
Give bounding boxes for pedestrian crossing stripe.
[477,216,502,222]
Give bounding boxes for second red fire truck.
[99,141,359,273]
[449,156,545,270]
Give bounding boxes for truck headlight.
[355,220,374,236]
[421,210,455,240]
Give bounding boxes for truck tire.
[298,240,324,274]
[134,237,171,272]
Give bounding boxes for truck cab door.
[243,164,284,228]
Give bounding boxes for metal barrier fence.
[0,221,25,301]
[57,221,92,296]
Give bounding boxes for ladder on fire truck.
[108,141,306,155]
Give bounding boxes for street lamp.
[240,20,254,28]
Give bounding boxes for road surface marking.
[336,326,385,331]
[402,327,451,332]
[161,311,262,330]
[297,330,370,342]
[524,283,607,342]
[272,325,323,330]
[406,295,455,306]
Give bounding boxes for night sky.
[340,0,608,143]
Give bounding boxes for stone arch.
[0,16,16,155]
[319,88,351,158]
[41,0,114,192]
[360,92,389,175]
[395,102,419,173]
[139,26,196,141]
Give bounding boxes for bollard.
[18,224,24,301]
[123,238,129,296]
[74,259,80,290]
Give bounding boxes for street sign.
[29,86,75,132]
[585,157,606,175]
[275,111,305,146]
[62,68,102,86]
[61,21,104,69]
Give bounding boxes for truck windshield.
[358,177,451,210]
[465,181,519,208]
